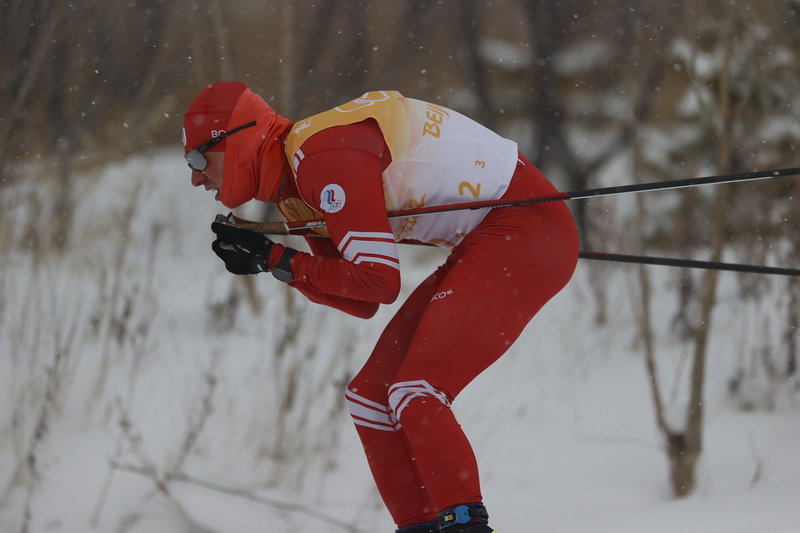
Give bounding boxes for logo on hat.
[320,184,346,213]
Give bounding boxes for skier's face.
[190,152,225,202]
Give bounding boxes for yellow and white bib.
[284,91,518,248]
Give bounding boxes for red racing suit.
[265,92,579,528]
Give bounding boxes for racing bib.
[285,91,518,248]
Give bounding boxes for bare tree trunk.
[626,13,676,496]
[209,0,236,80]
[122,4,179,144]
[787,279,799,377]
[292,0,337,116]
[0,0,68,169]
[458,0,494,129]
[625,0,723,497]
[664,11,736,496]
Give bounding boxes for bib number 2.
[458,181,482,199]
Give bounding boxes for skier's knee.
[388,379,451,421]
[345,384,399,432]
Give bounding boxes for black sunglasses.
[185,120,257,172]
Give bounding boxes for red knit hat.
[183,81,293,208]
[182,81,248,153]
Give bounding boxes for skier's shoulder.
[296,118,386,158]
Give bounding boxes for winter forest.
[1,1,799,532]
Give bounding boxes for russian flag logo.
[320,184,346,213]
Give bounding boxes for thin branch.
[96,353,223,532]
[110,463,364,533]
[746,431,765,489]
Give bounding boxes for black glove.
[211,214,274,275]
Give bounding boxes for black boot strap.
[438,504,489,529]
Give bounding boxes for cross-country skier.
[182,81,579,533]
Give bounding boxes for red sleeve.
[289,278,380,319]
[275,120,401,312]
[290,237,381,319]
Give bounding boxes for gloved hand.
[211,213,274,275]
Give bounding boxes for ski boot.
[438,503,495,532]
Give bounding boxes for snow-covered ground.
[1,151,798,533]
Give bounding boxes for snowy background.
[3,1,800,532]
[0,151,798,533]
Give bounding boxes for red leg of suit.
[347,160,579,528]
[346,271,445,526]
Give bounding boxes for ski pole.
[578,251,800,277]
[227,166,800,277]
[234,166,800,234]
[228,218,800,278]
[388,166,800,218]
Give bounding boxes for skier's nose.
[190,170,205,187]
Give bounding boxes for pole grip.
[230,217,289,235]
